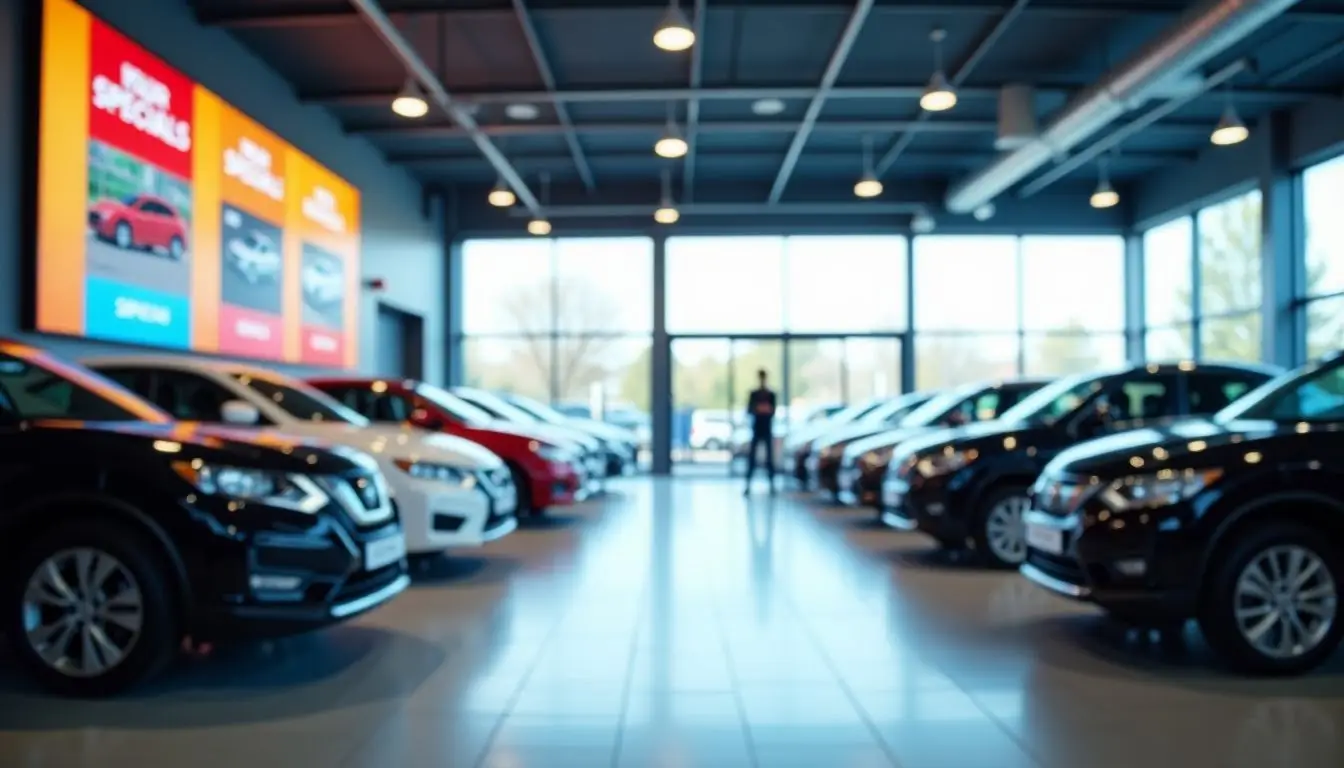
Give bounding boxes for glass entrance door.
[670,337,784,473]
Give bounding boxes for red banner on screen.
[219,304,284,359]
[300,326,344,367]
[89,18,195,180]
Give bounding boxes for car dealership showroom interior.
[5,0,1344,765]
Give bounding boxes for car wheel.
[704,438,723,451]
[974,486,1032,569]
[507,462,542,519]
[7,519,179,697]
[1199,523,1342,676]
[169,237,184,260]
[114,222,133,250]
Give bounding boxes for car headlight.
[820,445,841,460]
[172,460,329,514]
[861,446,894,469]
[393,459,476,488]
[1099,468,1223,511]
[914,448,979,478]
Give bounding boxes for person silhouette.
[743,369,777,495]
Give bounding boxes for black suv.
[1022,352,1344,676]
[880,362,1279,568]
[806,392,934,498]
[0,342,409,696]
[837,378,1049,506]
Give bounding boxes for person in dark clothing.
[744,369,777,495]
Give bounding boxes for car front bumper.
[389,474,518,551]
[877,476,968,543]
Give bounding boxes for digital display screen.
[35,0,362,368]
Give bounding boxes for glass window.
[1307,295,1344,361]
[1146,324,1193,361]
[1197,190,1262,316]
[1188,371,1260,413]
[0,354,151,422]
[1219,362,1344,423]
[1112,377,1177,420]
[231,374,366,425]
[415,384,495,424]
[1303,154,1344,299]
[787,338,844,420]
[554,336,652,412]
[459,239,554,334]
[914,334,1019,390]
[999,372,1104,425]
[1023,332,1126,377]
[913,236,1020,331]
[461,336,552,401]
[844,337,902,403]
[783,236,907,332]
[148,370,241,422]
[1021,236,1125,331]
[666,237,785,333]
[1201,311,1262,363]
[553,238,654,333]
[1144,217,1194,327]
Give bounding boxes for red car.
[88,193,189,259]
[308,377,590,517]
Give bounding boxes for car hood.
[466,418,584,451]
[1045,418,1310,478]
[520,422,602,452]
[842,426,936,461]
[26,420,372,475]
[566,417,638,445]
[783,420,846,452]
[270,420,504,469]
[893,419,1056,463]
[814,420,899,451]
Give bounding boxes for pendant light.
[1210,85,1249,146]
[1090,156,1119,209]
[528,173,551,236]
[488,178,516,208]
[920,29,957,112]
[653,0,695,52]
[654,168,680,224]
[853,135,883,198]
[654,103,689,158]
[391,77,429,118]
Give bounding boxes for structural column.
[651,234,672,475]
[1123,232,1145,362]
[444,241,465,386]
[1259,109,1303,368]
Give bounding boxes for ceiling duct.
[995,84,1038,151]
[945,0,1302,214]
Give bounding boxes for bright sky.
[1305,153,1344,298]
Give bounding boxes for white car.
[302,258,344,308]
[227,232,281,284]
[83,355,518,555]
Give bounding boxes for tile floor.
[2,477,1343,767]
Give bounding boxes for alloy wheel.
[985,495,1031,564]
[1233,545,1337,660]
[115,224,131,249]
[21,548,145,678]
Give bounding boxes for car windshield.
[900,383,984,427]
[456,388,540,423]
[231,373,369,425]
[414,384,495,424]
[998,372,1105,426]
[0,349,170,423]
[1215,361,1344,423]
[505,393,565,424]
[121,194,141,206]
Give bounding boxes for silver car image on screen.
[301,242,344,329]
[220,204,284,315]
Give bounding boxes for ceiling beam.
[768,0,874,203]
[508,201,929,219]
[682,0,708,203]
[874,0,1031,177]
[348,0,542,215]
[196,2,1344,29]
[391,148,1196,165]
[300,83,1330,107]
[510,0,595,191]
[350,118,1217,138]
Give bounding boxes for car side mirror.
[220,400,261,426]
[1073,401,1115,438]
[408,407,442,430]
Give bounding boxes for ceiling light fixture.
[911,210,937,234]
[391,77,429,118]
[653,0,695,52]
[488,177,516,208]
[528,172,552,235]
[1210,85,1249,146]
[654,168,680,224]
[1090,156,1120,209]
[527,218,552,236]
[920,29,957,112]
[752,98,786,116]
[505,103,540,121]
[853,135,883,198]
[655,103,689,158]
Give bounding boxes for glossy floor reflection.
[2,477,1343,767]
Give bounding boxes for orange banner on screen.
[34,0,362,369]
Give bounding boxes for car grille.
[1026,549,1087,588]
[328,472,395,529]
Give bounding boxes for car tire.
[114,222,133,250]
[704,439,723,451]
[6,518,180,697]
[972,485,1032,569]
[1198,522,1343,676]
[506,462,543,519]
[169,237,184,260]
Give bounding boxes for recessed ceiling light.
[752,98,786,116]
[505,103,540,121]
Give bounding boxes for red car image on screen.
[88,194,189,259]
